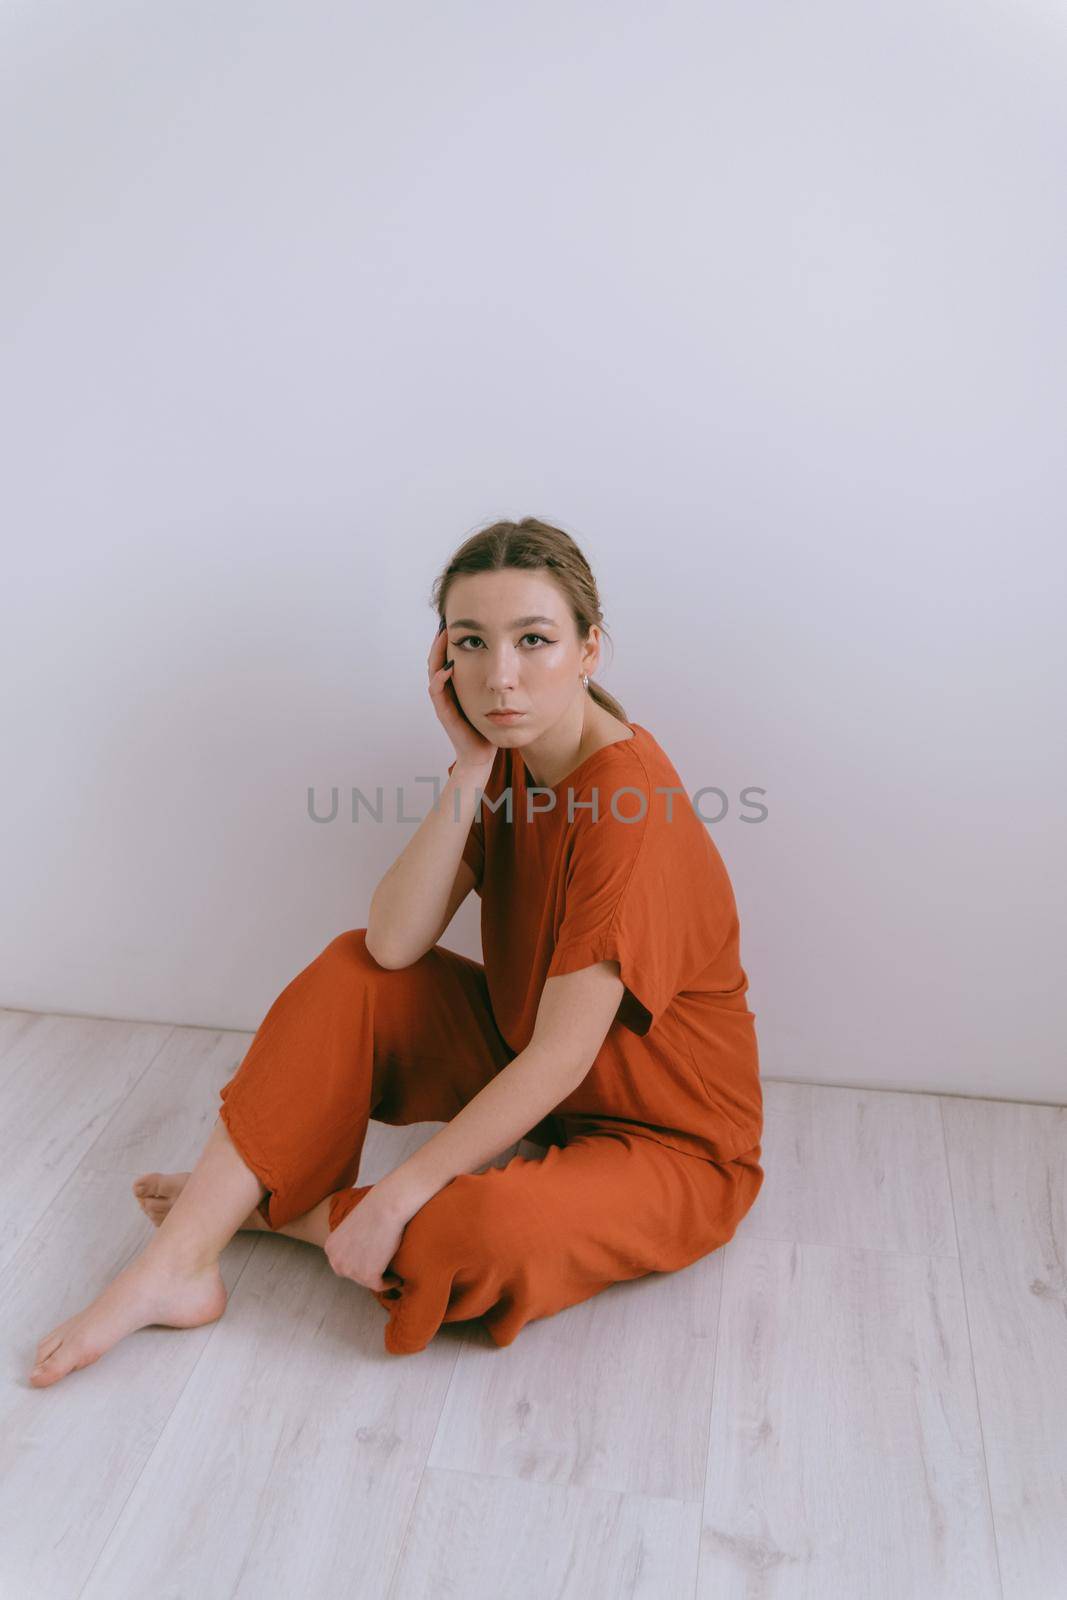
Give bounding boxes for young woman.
[30,518,763,1385]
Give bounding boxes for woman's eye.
[454,634,553,650]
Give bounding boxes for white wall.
[2,0,1064,1102]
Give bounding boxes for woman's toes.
[35,1331,62,1365]
[31,1335,96,1387]
[132,1173,190,1219]
[30,1348,59,1385]
[32,1324,73,1382]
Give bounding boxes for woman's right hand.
[427,621,497,772]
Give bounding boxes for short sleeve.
[545,794,735,1037]
[447,758,485,894]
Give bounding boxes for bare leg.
[30,1115,267,1389]
[269,1196,333,1247]
[134,1172,334,1249]
[141,1114,267,1268]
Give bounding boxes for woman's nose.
[486,656,517,687]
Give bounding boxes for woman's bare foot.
[30,1249,227,1388]
[134,1171,268,1232]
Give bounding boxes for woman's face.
[444,571,598,745]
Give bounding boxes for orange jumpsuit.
[217,721,764,1355]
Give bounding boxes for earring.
[582,673,589,689]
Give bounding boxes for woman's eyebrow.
[447,615,558,629]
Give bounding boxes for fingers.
[428,644,454,690]
[428,624,451,680]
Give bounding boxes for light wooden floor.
[1,1005,1063,1600]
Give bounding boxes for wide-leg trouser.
[217,928,764,1356]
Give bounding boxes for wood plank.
[698,1233,1000,1597]
[0,1013,172,1274]
[942,1096,1067,1598]
[747,1080,958,1255]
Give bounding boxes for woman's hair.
[430,517,629,722]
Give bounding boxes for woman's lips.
[487,710,525,720]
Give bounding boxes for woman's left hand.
[324,1188,410,1293]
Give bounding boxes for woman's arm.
[367,620,497,968]
[370,959,626,1219]
[366,758,492,969]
